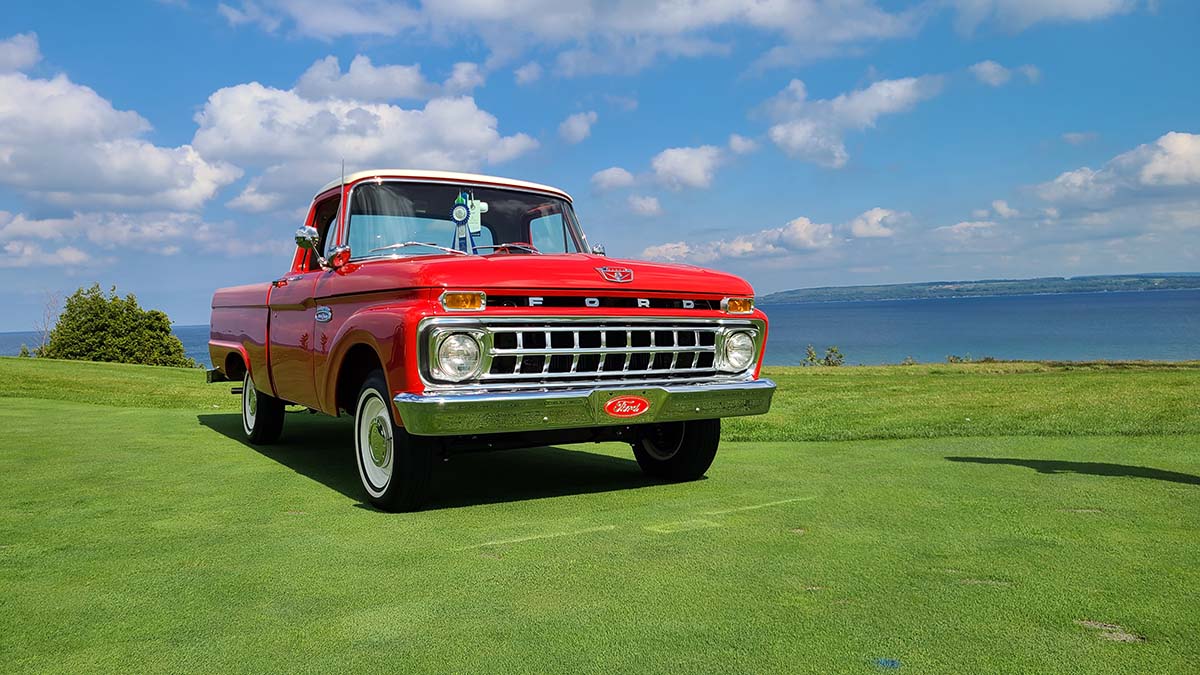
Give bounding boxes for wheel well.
[336,343,383,416]
[224,352,247,381]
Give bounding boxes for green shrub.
[37,284,196,368]
[18,344,31,358]
[822,346,845,367]
[803,344,819,366]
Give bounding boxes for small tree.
[35,289,61,353]
[804,344,819,366]
[900,355,917,366]
[822,346,845,367]
[37,284,196,368]
[18,344,31,358]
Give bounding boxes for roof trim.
[317,170,572,202]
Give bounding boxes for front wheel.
[242,371,284,443]
[354,371,434,512]
[632,419,721,482]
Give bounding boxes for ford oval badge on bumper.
[604,395,651,418]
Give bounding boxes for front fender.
[318,301,436,413]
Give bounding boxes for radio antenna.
[340,158,345,192]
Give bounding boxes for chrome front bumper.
[393,378,776,436]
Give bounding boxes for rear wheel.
[354,371,433,512]
[632,419,721,482]
[242,371,284,443]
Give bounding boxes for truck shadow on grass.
[946,456,1200,486]
[197,412,657,510]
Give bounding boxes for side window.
[529,213,575,253]
[307,196,341,270]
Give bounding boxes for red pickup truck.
[208,170,775,511]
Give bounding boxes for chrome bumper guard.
[393,378,776,436]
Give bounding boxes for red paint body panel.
[324,253,753,298]
[209,173,770,417]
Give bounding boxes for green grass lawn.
[1,357,1197,673]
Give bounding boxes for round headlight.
[435,333,482,381]
[721,331,755,371]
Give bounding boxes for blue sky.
[1,0,1197,330]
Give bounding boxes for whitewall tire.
[353,371,433,511]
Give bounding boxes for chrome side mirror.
[295,225,319,250]
[590,243,606,256]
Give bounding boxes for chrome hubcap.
[368,417,390,467]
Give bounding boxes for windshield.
[346,181,586,260]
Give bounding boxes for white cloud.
[0,241,88,268]
[0,71,240,211]
[972,208,991,218]
[628,195,662,216]
[604,94,639,112]
[969,60,1011,86]
[218,0,415,37]
[514,61,542,85]
[847,207,906,238]
[991,199,1019,218]
[1037,132,1200,203]
[651,145,723,189]
[950,0,1137,33]
[558,111,598,144]
[642,210,894,263]
[226,178,288,212]
[591,167,635,191]
[1062,131,1098,145]
[641,241,692,261]
[215,1,920,74]
[0,32,40,73]
[765,76,943,168]
[728,134,758,155]
[192,80,538,210]
[934,219,1002,251]
[295,55,483,101]
[0,211,293,260]
[969,60,1039,86]
[443,62,485,93]
[296,55,434,101]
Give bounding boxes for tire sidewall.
[354,376,394,500]
[241,371,257,438]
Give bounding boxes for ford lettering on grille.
[604,395,650,418]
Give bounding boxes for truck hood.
[344,253,754,297]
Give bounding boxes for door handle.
[273,275,304,287]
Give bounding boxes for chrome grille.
[487,323,718,380]
[421,317,762,389]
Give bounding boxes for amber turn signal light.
[441,291,486,311]
[722,297,754,314]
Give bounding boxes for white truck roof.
[318,169,573,202]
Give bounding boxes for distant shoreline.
[759,286,1200,306]
[759,274,1200,305]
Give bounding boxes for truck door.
[266,272,320,409]
[266,194,340,409]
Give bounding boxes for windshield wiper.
[473,243,542,254]
[368,242,468,256]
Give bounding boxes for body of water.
[1,290,1197,367]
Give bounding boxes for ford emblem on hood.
[596,266,634,283]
